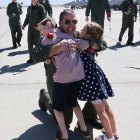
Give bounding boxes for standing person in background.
[85,0,111,29]
[7,0,23,49]
[38,0,52,17]
[118,0,137,46]
[22,0,46,63]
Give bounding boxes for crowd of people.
[6,0,138,140]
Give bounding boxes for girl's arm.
[77,39,108,53]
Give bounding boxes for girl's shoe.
[95,134,115,140]
[102,129,119,140]
[113,134,119,140]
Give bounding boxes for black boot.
[38,89,48,111]
[118,36,122,42]
[13,43,18,49]
[82,101,103,130]
[27,55,34,63]
[38,88,53,112]
[126,41,134,46]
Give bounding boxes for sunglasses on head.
[64,19,78,25]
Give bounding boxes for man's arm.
[105,0,111,21]
[134,3,138,21]
[32,44,52,62]
[121,1,128,14]
[6,4,12,18]
[18,3,23,15]
[39,4,46,21]
[85,0,92,21]
[22,7,29,29]
[46,0,53,17]
[32,39,75,62]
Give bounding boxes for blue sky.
[0,0,72,6]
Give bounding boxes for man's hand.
[107,17,111,22]
[85,16,89,22]
[12,13,16,17]
[22,26,25,30]
[134,17,137,22]
[124,11,129,15]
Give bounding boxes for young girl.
[76,22,118,140]
[38,17,90,140]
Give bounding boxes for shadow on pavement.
[0,63,35,75]
[108,42,127,51]
[12,110,92,140]
[8,50,29,56]
[12,110,57,140]
[0,46,14,53]
[127,66,140,70]
[132,41,140,47]
[108,41,140,51]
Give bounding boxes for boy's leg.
[54,109,68,139]
[39,63,73,126]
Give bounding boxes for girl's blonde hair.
[85,22,103,41]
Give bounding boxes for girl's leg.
[103,100,118,136]
[54,109,68,139]
[93,102,113,139]
[73,104,87,131]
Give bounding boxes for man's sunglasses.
[64,19,78,25]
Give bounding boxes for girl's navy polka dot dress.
[78,51,115,101]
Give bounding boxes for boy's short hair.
[85,22,103,41]
[38,16,57,28]
[59,9,75,21]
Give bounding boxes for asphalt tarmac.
[0,6,140,140]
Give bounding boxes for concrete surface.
[0,6,140,140]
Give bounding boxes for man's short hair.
[59,9,75,21]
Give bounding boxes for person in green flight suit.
[118,0,137,46]
[38,0,52,17]
[22,0,46,63]
[85,0,111,29]
[7,0,23,49]
[32,9,107,130]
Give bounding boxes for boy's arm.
[49,39,74,57]
[32,39,70,62]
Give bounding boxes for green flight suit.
[7,2,22,47]
[23,3,45,58]
[39,0,52,17]
[119,0,137,44]
[85,0,111,28]
[32,32,107,128]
